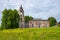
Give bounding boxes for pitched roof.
[31,18,49,21]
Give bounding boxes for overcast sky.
[0,0,60,24]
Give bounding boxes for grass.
[0,26,60,40]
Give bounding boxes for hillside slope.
[0,26,60,40]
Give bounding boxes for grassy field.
[0,26,60,40]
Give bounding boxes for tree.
[24,16,33,23]
[1,9,20,29]
[1,9,8,29]
[12,9,20,28]
[48,17,57,26]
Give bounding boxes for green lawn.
[0,26,60,40]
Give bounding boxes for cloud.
[0,0,60,24]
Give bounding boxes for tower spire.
[19,4,24,12]
[19,4,24,28]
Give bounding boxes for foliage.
[24,16,33,23]
[0,26,60,40]
[1,9,20,29]
[48,17,57,26]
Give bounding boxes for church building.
[19,5,50,28]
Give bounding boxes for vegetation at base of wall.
[0,26,60,40]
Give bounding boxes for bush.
[48,17,57,26]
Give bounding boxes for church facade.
[29,19,50,28]
[19,5,50,28]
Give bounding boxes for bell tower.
[19,5,25,28]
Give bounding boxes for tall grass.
[0,26,60,40]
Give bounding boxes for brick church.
[18,5,50,28]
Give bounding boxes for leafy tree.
[29,16,33,20]
[1,9,8,29]
[24,16,33,23]
[48,17,57,26]
[1,9,20,29]
[12,9,20,28]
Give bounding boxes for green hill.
[0,26,60,40]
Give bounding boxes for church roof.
[31,18,49,21]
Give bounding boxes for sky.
[0,0,60,24]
